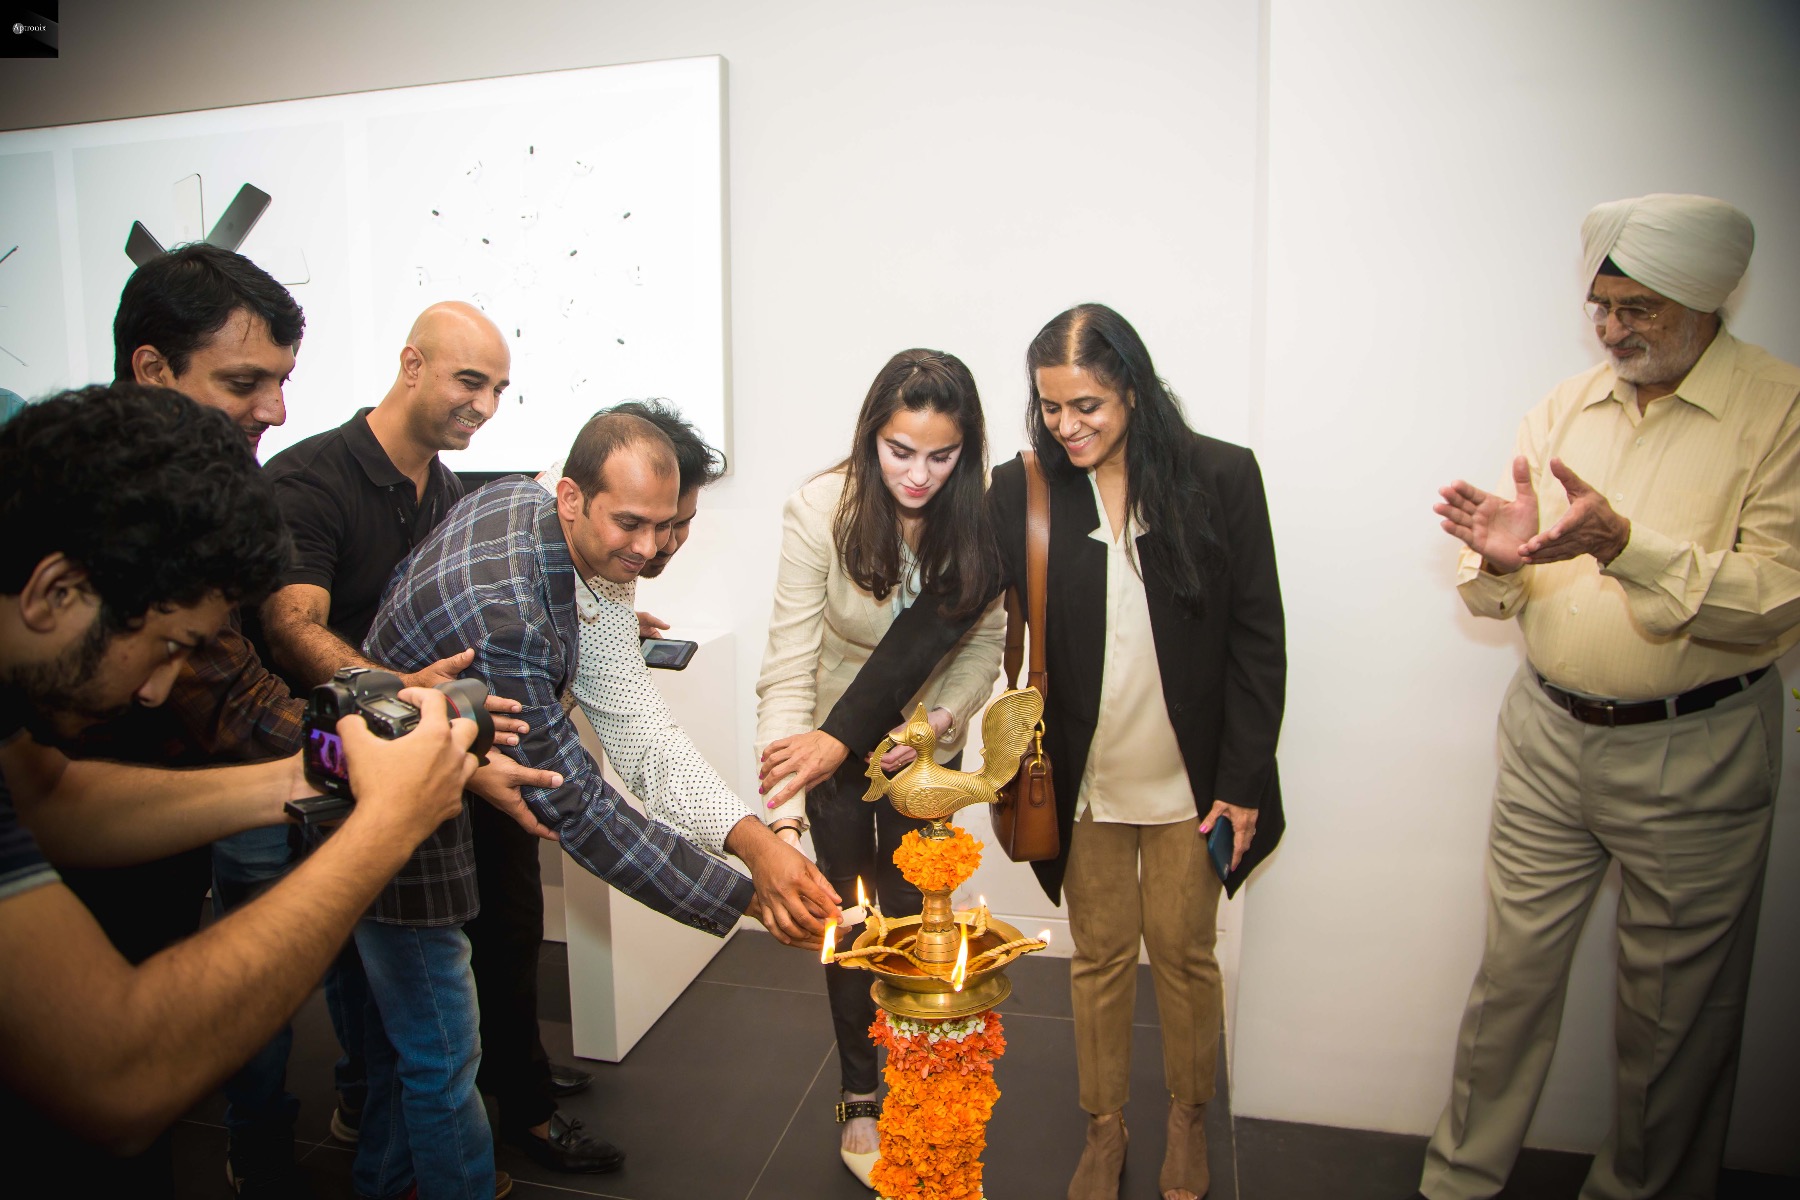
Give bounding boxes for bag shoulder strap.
[1003,451,1050,701]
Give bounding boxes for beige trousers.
[1422,665,1780,1200]
[1063,810,1224,1115]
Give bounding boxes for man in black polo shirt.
[259,303,485,679]
[260,301,611,1183]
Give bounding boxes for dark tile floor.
[170,933,1795,1199]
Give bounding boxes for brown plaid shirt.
[70,610,303,767]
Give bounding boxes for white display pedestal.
[552,629,741,1062]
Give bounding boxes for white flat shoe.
[841,1146,879,1190]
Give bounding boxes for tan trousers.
[1063,811,1224,1115]
[1422,665,1780,1200]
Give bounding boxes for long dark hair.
[1025,303,1222,612]
[833,349,1000,620]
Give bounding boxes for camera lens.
[437,678,496,759]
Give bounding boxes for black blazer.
[821,434,1286,903]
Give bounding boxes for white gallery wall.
[0,60,732,470]
[2,0,1795,1174]
[1235,0,1800,1175]
[0,0,1263,980]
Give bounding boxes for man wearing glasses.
[1418,194,1800,1200]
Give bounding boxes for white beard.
[1607,313,1710,387]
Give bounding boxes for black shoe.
[503,1112,625,1174]
[548,1062,593,1097]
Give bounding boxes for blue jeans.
[352,920,493,1200]
[213,826,301,1141]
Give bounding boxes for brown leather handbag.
[991,451,1059,862]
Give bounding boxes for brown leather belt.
[1535,666,1770,727]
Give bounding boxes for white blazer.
[755,469,1007,821]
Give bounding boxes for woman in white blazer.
[755,349,1006,1188]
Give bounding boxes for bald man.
[261,301,510,682]
[1417,196,1800,1200]
[259,303,617,1193]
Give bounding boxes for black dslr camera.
[285,667,495,824]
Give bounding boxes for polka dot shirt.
[569,571,747,856]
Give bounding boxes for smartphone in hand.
[641,637,699,670]
[1206,815,1234,883]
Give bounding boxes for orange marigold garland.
[892,824,983,894]
[869,1010,1007,1200]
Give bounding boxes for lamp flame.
[856,877,870,910]
[950,923,970,992]
[821,920,838,965]
[1038,929,1054,950]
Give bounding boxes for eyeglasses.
[1583,298,1671,331]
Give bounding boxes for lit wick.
[821,920,838,965]
[950,923,970,992]
[836,876,872,928]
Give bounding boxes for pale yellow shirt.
[1457,332,1800,700]
[1075,471,1196,825]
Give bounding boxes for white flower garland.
[885,1012,990,1043]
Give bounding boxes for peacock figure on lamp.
[825,686,1050,1200]
[863,687,1045,820]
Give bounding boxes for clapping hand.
[1515,459,1630,566]
[1436,456,1628,570]
[1434,456,1539,574]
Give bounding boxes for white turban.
[1580,193,1754,314]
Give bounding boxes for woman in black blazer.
[761,304,1285,1200]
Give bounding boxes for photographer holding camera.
[73,252,557,1197]
[0,385,481,1173]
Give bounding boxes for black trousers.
[466,793,557,1131]
[806,756,944,1094]
[59,846,211,965]
[51,847,212,1197]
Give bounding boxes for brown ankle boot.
[1066,1111,1128,1200]
[1159,1099,1210,1200]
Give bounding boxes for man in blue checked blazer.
[355,411,837,1197]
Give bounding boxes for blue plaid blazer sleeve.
[366,478,753,936]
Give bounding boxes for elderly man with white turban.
[1414,194,1800,1200]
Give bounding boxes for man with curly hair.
[0,384,478,1184]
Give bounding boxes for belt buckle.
[1569,695,1616,726]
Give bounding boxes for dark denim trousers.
[352,920,493,1200]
